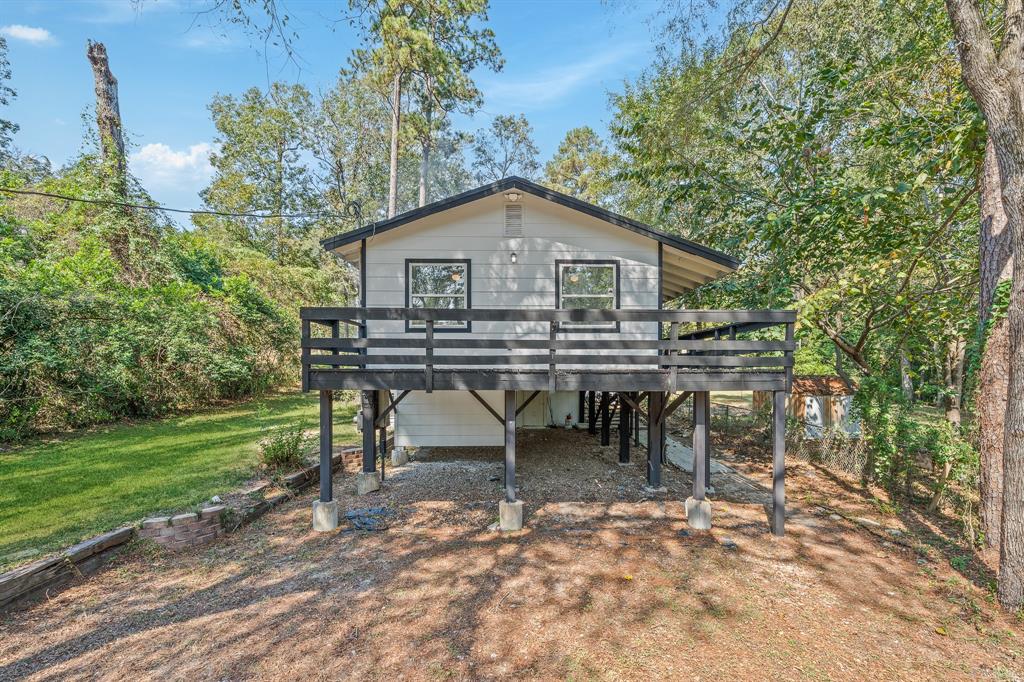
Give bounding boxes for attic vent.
[503,203,524,237]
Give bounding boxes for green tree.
[349,0,501,215]
[543,126,618,206]
[0,37,17,160]
[200,83,321,262]
[471,113,539,183]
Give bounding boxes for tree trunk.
[86,40,126,195]
[418,81,433,208]
[900,351,914,403]
[980,138,1012,550]
[388,72,402,219]
[419,139,430,207]
[942,0,1024,609]
[997,147,1024,610]
[944,336,966,426]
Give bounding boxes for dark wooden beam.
[618,392,648,421]
[647,392,664,487]
[374,389,410,427]
[504,390,516,503]
[308,369,789,393]
[600,391,611,446]
[301,306,797,325]
[693,392,707,501]
[618,392,631,463]
[361,390,375,474]
[703,392,712,489]
[773,390,786,536]
[319,390,333,503]
[468,390,505,426]
[515,390,541,417]
[587,391,596,434]
[307,336,794,352]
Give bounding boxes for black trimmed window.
[555,259,620,331]
[405,259,471,331]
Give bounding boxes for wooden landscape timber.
[302,306,794,536]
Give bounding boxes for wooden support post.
[703,391,712,490]
[378,395,387,481]
[693,391,707,501]
[361,390,376,473]
[600,391,611,446]
[633,394,641,446]
[504,390,516,503]
[588,391,596,434]
[618,391,631,463]
[647,391,664,488]
[319,390,333,503]
[578,391,585,425]
[773,390,786,536]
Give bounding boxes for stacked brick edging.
[139,506,225,551]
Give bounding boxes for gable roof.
[321,176,740,271]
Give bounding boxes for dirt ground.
[1,426,1022,681]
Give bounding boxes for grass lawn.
[0,391,358,569]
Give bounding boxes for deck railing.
[301,307,795,393]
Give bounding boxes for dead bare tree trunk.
[979,138,1013,551]
[945,0,1024,610]
[388,72,402,219]
[86,40,126,196]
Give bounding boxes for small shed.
[755,376,859,439]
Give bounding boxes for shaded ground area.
[2,428,1022,681]
[0,392,358,569]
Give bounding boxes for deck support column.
[312,390,338,531]
[499,390,523,530]
[618,391,631,464]
[687,391,712,529]
[357,390,381,495]
[702,392,713,493]
[633,394,641,446]
[600,391,611,446]
[646,392,664,490]
[772,390,786,536]
[588,391,596,434]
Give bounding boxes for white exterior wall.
[362,193,660,447]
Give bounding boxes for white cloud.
[480,44,646,109]
[130,142,215,195]
[0,25,56,45]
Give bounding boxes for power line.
[0,187,354,221]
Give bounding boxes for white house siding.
[362,192,660,447]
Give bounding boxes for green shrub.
[258,424,311,470]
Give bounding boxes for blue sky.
[2,0,662,212]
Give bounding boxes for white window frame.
[556,259,620,332]
[405,259,471,332]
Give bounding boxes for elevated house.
[302,177,795,534]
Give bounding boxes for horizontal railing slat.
[301,306,796,324]
[305,336,795,352]
[303,351,793,368]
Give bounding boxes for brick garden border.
[0,447,361,611]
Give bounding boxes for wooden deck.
[301,307,796,393]
[302,306,795,537]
